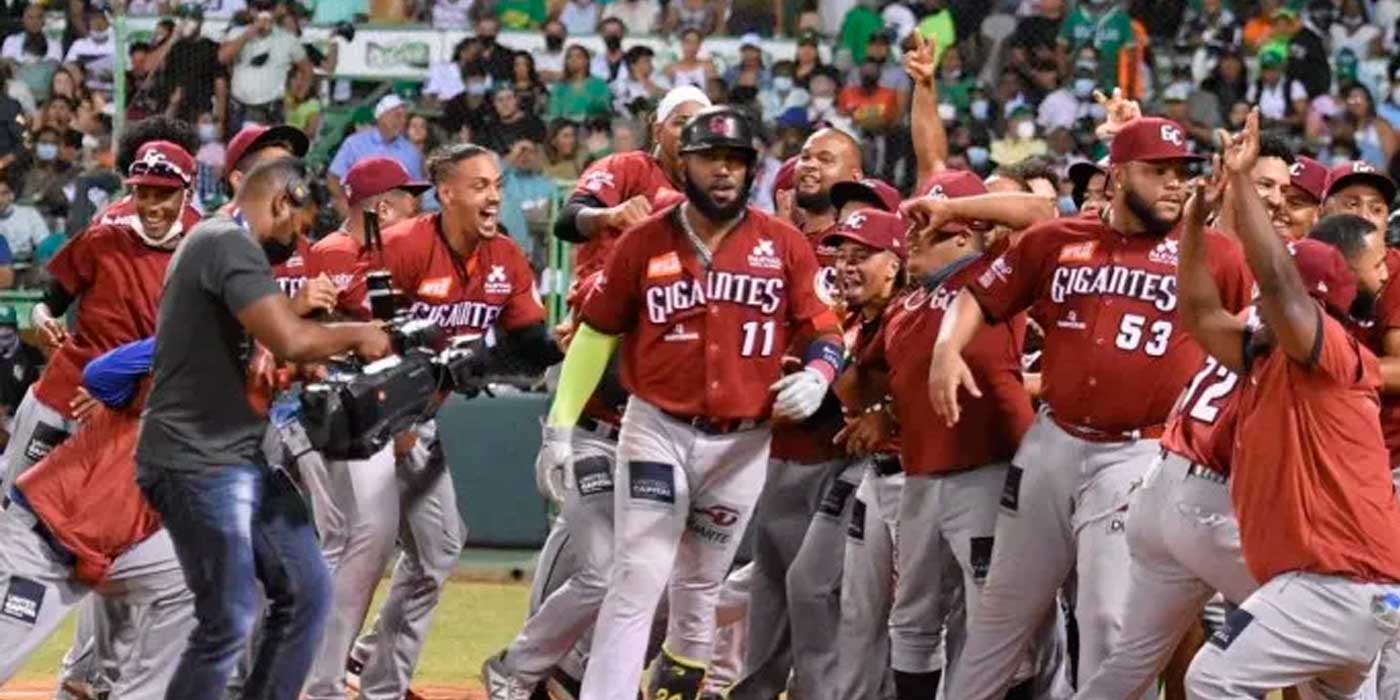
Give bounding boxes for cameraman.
[134,157,391,700]
[336,143,562,700]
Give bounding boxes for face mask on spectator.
[967,145,990,168]
[36,143,58,161]
[1340,13,1363,29]
[812,95,834,111]
[970,99,990,121]
[90,28,110,43]
[546,35,564,51]
[1073,78,1095,98]
[773,76,794,92]
[938,102,956,121]
[199,123,219,142]
[604,35,622,52]
[467,80,489,96]
[1059,194,1077,214]
[1015,120,1036,140]
[180,20,200,38]
[82,134,99,152]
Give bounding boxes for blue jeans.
[138,463,331,700]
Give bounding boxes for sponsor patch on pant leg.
[1000,465,1023,513]
[847,499,867,541]
[628,461,676,505]
[1207,607,1254,650]
[969,536,995,584]
[24,422,70,464]
[0,576,45,625]
[686,499,743,548]
[574,456,614,498]
[817,478,856,519]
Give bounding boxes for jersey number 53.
[1115,312,1172,357]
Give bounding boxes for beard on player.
[1121,183,1182,237]
[795,188,833,214]
[684,152,753,222]
[1353,287,1378,321]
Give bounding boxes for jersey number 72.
[1178,356,1240,424]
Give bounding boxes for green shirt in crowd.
[497,0,548,29]
[1059,3,1132,90]
[840,6,883,64]
[547,78,614,122]
[916,10,955,67]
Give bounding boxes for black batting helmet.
[679,106,759,162]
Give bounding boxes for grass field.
[1,578,532,700]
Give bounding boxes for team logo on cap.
[1159,124,1185,147]
[928,184,948,200]
[844,212,868,229]
[485,265,512,295]
[1352,162,1377,174]
[748,238,781,270]
[1289,162,1304,177]
[708,116,734,136]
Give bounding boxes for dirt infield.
[0,680,486,700]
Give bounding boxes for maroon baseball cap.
[126,141,196,189]
[822,209,909,259]
[774,156,798,193]
[831,178,902,213]
[920,169,991,235]
[1288,156,1328,203]
[224,124,310,178]
[1323,160,1397,205]
[343,156,431,208]
[1291,238,1357,318]
[1109,117,1207,165]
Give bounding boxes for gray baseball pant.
[0,502,194,700]
[945,409,1158,700]
[343,420,467,700]
[1187,572,1400,699]
[504,427,618,684]
[730,457,849,700]
[788,460,863,700]
[1075,451,1259,700]
[834,464,904,700]
[706,561,754,696]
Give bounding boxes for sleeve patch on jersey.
[574,456,615,498]
[977,257,1014,290]
[847,498,867,541]
[817,477,857,519]
[647,252,682,279]
[1,576,45,625]
[1000,465,1023,513]
[969,536,995,583]
[25,422,71,464]
[1058,241,1097,262]
[627,461,676,505]
[1208,607,1254,650]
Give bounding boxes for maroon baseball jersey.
[571,151,685,282]
[840,309,901,457]
[379,213,545,338]
[969,217,1253,435]
[271,237,316,298]
[1160,354,1241,476]
[96,195,203,234]
[872,258,1031,475]
[571,270,626,426]
[35,225,173,418]
[579,206,838,420]
[770,224,845,463]
[309,231,372,320]
[1351,247,1400,466]
[1233,313,1400,583]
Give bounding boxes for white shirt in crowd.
[201,0,248,20]
[64,34,115,95]
[0,203,50,263]
[423,61,467,102]
[433,0,476,29]
[1,32,62,64]
[559,0,600,35]
[1038,87,1091,132]
[1331,21,1382,59]
[600,0,661,34]
[535,49,566,79]
[227,25,307,107]
[1248,79,1308,121]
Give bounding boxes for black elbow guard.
[44,280,75,317]
[490,322,565,374]
[553,195,606,244]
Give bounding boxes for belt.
[662,410,765,436]
[873,454,903,477]
[1054,416,1166,443]
[3,490,75,564]
[1162,448,1230,484]
[578,416,621,441]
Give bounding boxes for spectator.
[664,29,717,89]
[1282,3,1332,99]
[1177,0,1241,50]
[611,46,667,117]
[0,305,44,440]
[559,0,601,36]
[64,4,115,99]
[434,0,477,28]
[1201,49,1249,119]
[1059,0,1132,91]
[838,57,900,133]
[469,16,515,82]
[1009,0,1065,66]
[807,70,843,126]
[1340,83,1398,168]
[124,41,163,121]
[543,118,584,180]
[760,59,809,125]
[497,0,547,29]
[1380,61,1400,129]
[0,59,31,118]
[510,52,550,116]
[991,106,1049,166]
[591,18,627,83]
[549,45,613,122]
[423,36,480,105]
[47,65,81,105]
[21,126,80,214]
[662,0,721,37]
[499,139,556,266]
[792,31,825,89]
[1331,0,1383,60]
[934,45,975,115]
[194,111,227,208]
[2,4,61,64]
[406,112,441,162]
[439,66,492,138]
[328,94,422,211]
[1161,82,1214,149]
[34,95,76,135]
[219,2,312,128]
[0,175,47,262]
[994,67,1030,120]
[603,0,661,36]
[838,0,883,63]
[1248,48,1308,129]
[704,74,730,108]
[724,34,770,91]
[149,3,227,127]
[1038,57,1095,132]
[284,64,321,138]
[727,0,778,36]
[848,31,909,96]
[536,21,568,83]
[483,86,547,155]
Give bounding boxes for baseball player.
[94,116,205,243]
[730,127,866,700]
[1279,156,1328,241]
[1068,159,1111,217]
[1179,110,1400,699]
[534,106,842,700]
[927,117,1253,699]
[1212,134,1296,240]
[347,142,562,700]
[0,337,193,700]
[554,85,712,284]
[301,156,432,700]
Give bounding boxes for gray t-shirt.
[136,217,281,473]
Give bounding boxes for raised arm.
[904,32,947,184]
[1178,172,1247,372]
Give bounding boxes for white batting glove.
[535,423,574,505]
[770,368,830,422]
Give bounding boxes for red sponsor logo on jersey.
[418,277,452,299]
[1058,241,1098,262]
[647,252,683,279]
[644,270,785,324]
[1050,265,1179,311]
